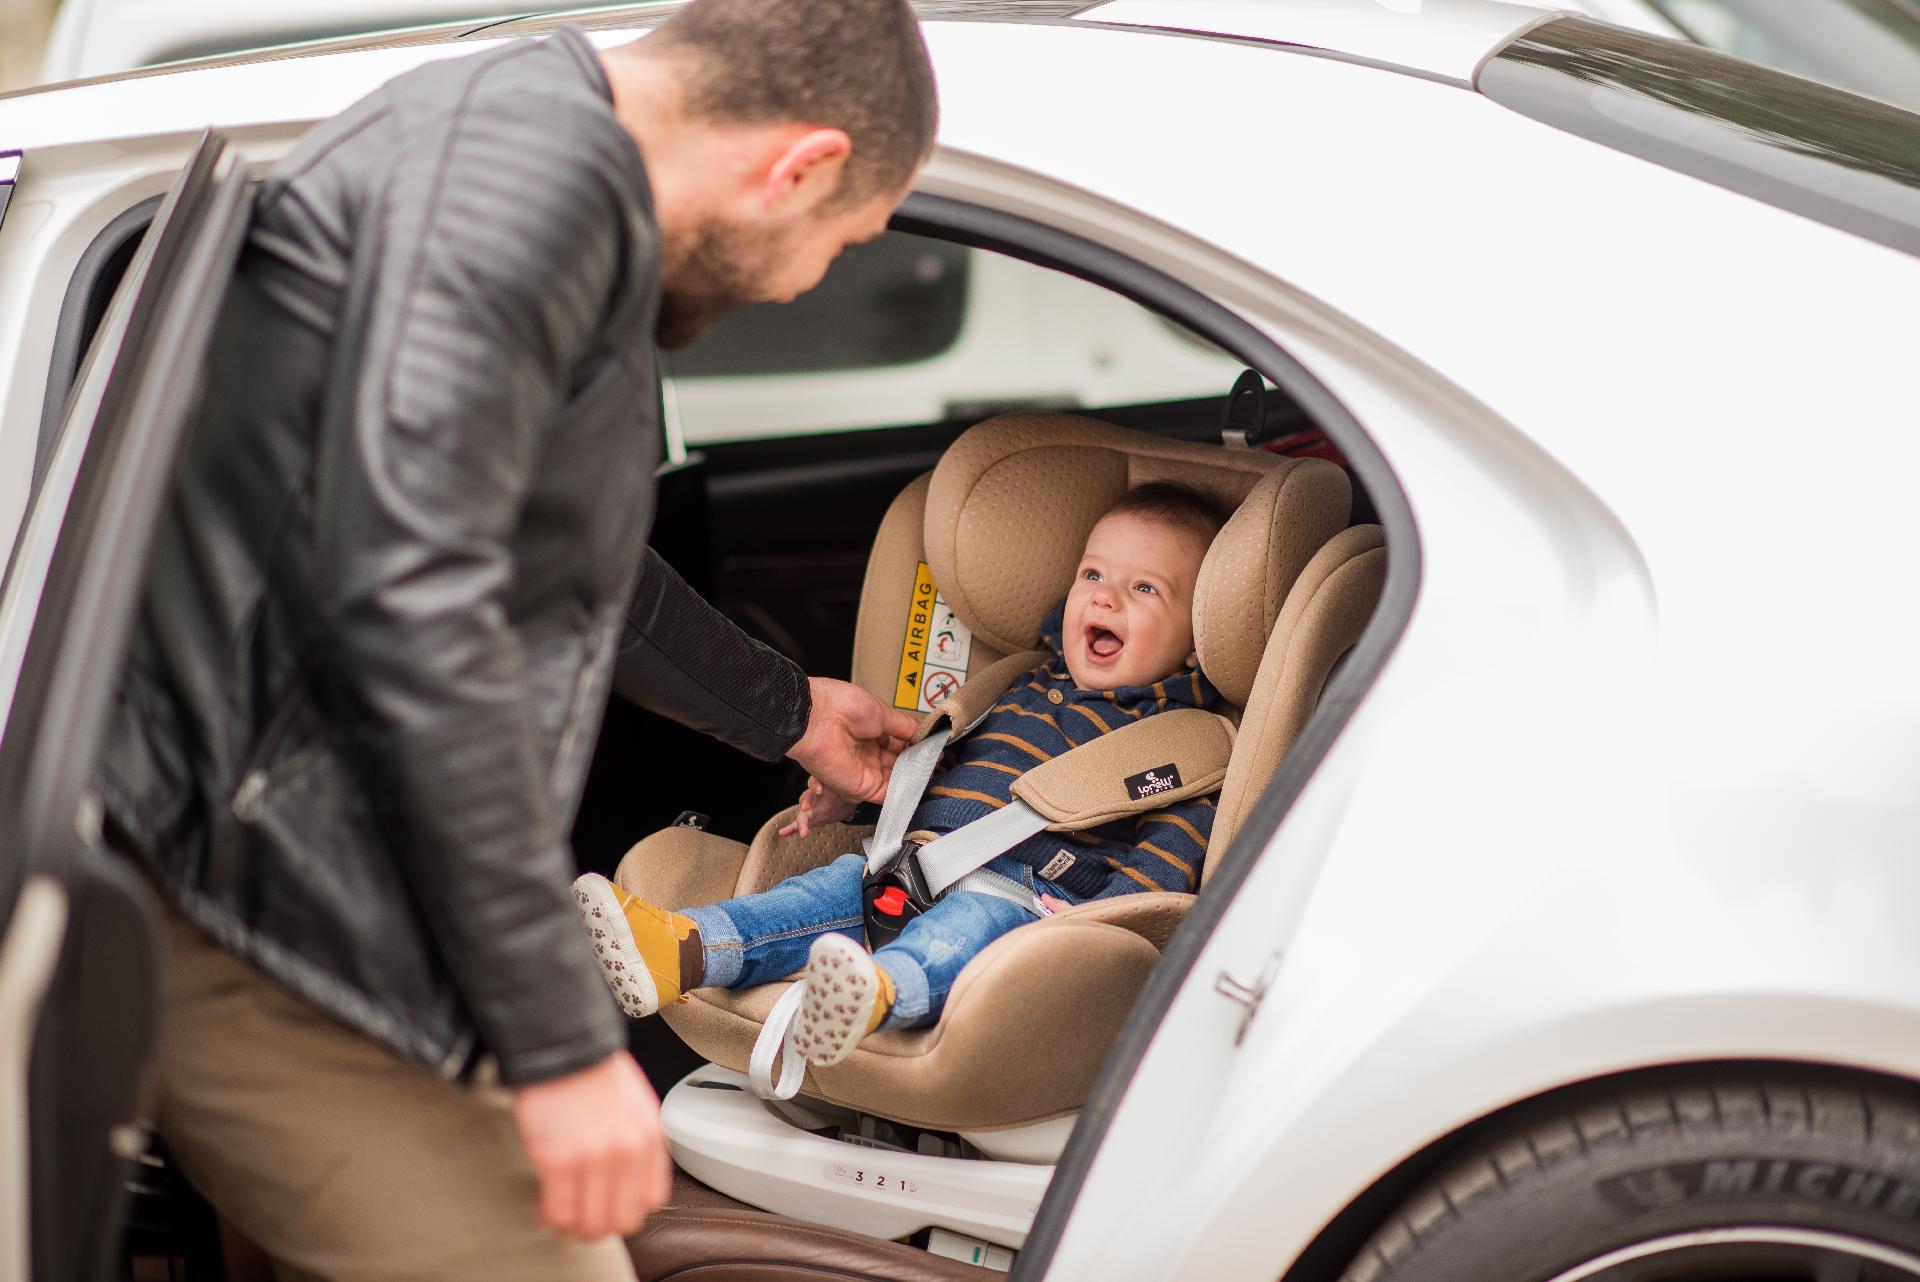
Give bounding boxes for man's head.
[1062,483,1231,692]
[604,0,937,347]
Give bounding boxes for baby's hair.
[1101,482,1232,549]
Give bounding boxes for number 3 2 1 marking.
[830,1164,919,1195]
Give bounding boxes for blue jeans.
[682,853,1042,1029]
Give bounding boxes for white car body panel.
[37,0,504,82]
[1091,0,1558,84]
[2,10,1918,1279]
[1564,0,1681,35]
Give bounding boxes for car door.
[0,131,249,1282]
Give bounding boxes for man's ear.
[762,127,852,213]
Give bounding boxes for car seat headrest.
[924,413,1350,707]
[1192,464,1353,706]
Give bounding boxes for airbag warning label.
[894,562,972,712]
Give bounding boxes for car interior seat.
[615,412,1386,1261]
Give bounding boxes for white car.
[5,4,1920,1282]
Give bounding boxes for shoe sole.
[573,874,662,1019]
[794,933,880,1067]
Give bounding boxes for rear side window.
[663,230,1244,446]
[1478,15,1920,259]
[669,236,971,379]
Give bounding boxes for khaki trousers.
[149,905,638,1282]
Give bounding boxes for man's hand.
[786,677,918,806]
[512,1051,671,1241]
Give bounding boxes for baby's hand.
[778,776,860,839]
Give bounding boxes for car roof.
[1082,0,1560,86]
[8,0,1559,104]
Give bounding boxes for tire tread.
[1334,1068,1920,1282]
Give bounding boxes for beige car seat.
[615,412,1381,1134]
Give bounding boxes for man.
[96,1,936,1276]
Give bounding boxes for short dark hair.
[1102,482,1232,549]
[650,0,938,206]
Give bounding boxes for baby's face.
[1062,511,1208,692]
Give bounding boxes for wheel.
[1341,1068,1920,1282]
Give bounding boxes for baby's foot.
[572,874,702,1018]
[793,933,895,1067]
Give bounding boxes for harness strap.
[862,728,951,877]
[913,800,1051,900]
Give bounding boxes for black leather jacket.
[98,31,809,1086]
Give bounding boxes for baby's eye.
[1081,568,1102,582]
[1133,582,1157,595]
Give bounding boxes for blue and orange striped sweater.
[909,602,1220,903]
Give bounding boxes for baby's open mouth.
[1085,625,1124,660]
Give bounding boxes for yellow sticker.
[894,561,938,710]
[895,562,975,712]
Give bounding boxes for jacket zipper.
[231,655,318,822]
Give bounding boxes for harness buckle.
[861,839,937,949]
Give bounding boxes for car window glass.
[662,232,1244,446]
[670,236,971,379]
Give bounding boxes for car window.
[669,236,971,379]
[662,231,1245,446]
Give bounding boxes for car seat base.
[661,1063,1054,1249]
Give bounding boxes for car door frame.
[0,129,249,1282]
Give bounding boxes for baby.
[574,482,1227,1067]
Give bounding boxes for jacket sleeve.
[1083,795,1216,901]
[612,547,812,762]
[315,84,635,1087]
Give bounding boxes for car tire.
[1339,1067,1920,1282]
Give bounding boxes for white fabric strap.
[747,982,809,1100]
[862,727,951,875]
[914,799,1051,899]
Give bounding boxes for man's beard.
[656,217,779,351]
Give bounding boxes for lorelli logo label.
[1125,764,1182,801]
